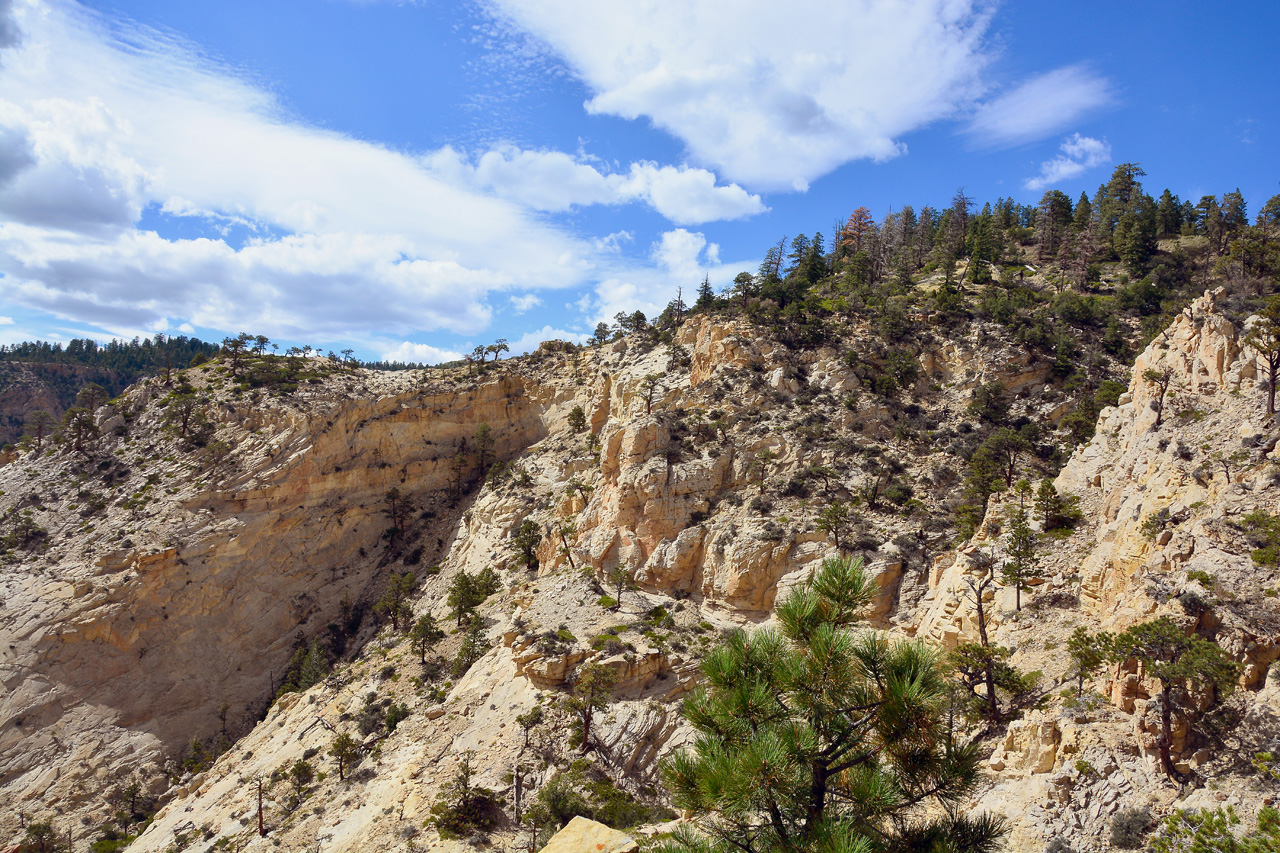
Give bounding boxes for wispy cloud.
[1024,133,1111,191]
[966,65,1113,148]
[483,0,995,191]
[0,1,734,347]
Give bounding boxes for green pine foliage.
[658,557,1006,853]
[1241,511,1280,567]
[534,762,675,832]
[1149,806,1280,853]
[430,753,501,839]
[447,567,501,626]
[275,633,332,698]
[451,616,491,678]
[1110,617,1242,783]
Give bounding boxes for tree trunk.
[1268,357,1278,416]
[1158,681,1190,784]
[974,586,999,722]
[257,780,266,836]
[807,761,828,834]
[559,531,576,571]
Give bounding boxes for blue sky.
[0,0,1276,362]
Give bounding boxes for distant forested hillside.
[0,335,221,372]
[0,335,221,446]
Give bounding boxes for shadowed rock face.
[0,361,133,445]
[0,369,554,822]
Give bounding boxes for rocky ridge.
[2,295,1279,852]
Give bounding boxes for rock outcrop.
[6,292,1280,852]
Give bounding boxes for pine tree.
[815,500,853,551]
[451,616,491,678]
[446,568,499,626]
[1110,617,1241,783]
[1156,189,1183,238]
[999,481,1039,611]
[1243,297,1280,415]
[474,422,494,476]
[60,406,98,453]
[694,274,716,312]
[411,614,445,663]
[1142,367,1176,427]
[513,519,542,571]
[1066,627,1113,697]
[659,557,1006,853]
[382,487,412,536]
[23,410,56,450]
[329,732,361,781]
[375,571,416,631]
[565,661,618,752]
[75,382,108,411]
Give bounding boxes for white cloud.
[380,341,464,364]
[652,228,717,281]
[484,0,994,190]
[0,315,13,324]
[966,66,1113,148]
[591,230,632,253]
[625,162,764,225]
[1023,133,1111,191]
[508,293,540,313]
[423,145,765,224]
[586,228,738,325]
[0,1,606,342]
[0,0,21,50]
[507,324,589,355]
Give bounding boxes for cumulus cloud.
[507,324,589,355]
[586,228,738,325]
[424,145,765,224]
[484,0,994,190]
[1024,134,1111,191]
[652,228,718,281]
[379,340,465,365]
[966,66,1113,148]
[0,1,607,341]
[508,293,540,313]
[0,315,13,324]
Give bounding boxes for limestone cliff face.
[916,290,1280,850]
[0,367,570,829]
[10,299,1278,853]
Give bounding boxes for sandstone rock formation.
[4,293,1280,852]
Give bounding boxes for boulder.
[541,816,638,853]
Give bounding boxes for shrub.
[1243,510,1280,567]
[385,702,410,733]
[431,754,500,838]
[1110,806,1152,849]
[1139,509,1170,541]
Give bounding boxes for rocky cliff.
[0,362,135,446]
[3,294,1279,852]
[922,290,1280,850]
